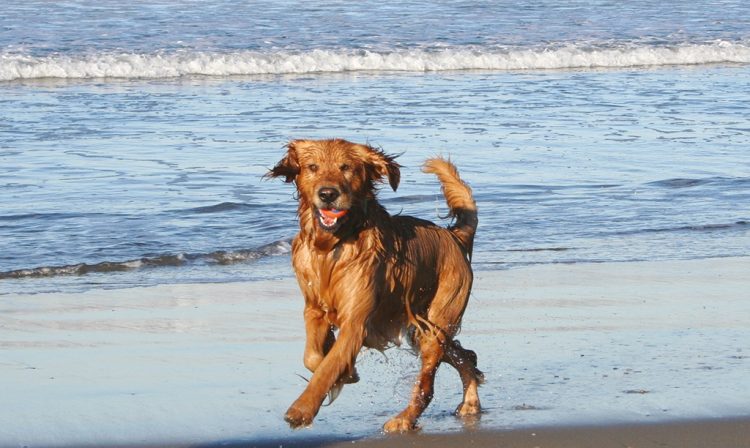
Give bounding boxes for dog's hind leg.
[442,339,483,417]
[383,332,445,433]
[420,272,482,422]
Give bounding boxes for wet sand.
[1,257,748,446]
[232,418,750,448]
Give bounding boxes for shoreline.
[1,257,748,447]
[208,417,750,448]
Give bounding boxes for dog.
[266,138,482,432]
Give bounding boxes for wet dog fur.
[266,138,482,432]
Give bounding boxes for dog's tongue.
[319,208,347,228]
[319,208,348,219]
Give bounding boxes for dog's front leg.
[302,305,335,373]
[285,320,366,428]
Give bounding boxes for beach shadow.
[195,433,362,448]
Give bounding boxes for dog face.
[268,139,400,232]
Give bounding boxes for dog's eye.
[307,164,319,173]
[340,164,350,172]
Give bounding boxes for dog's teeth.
[320,215,337,227]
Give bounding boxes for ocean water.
[2,0,750,295]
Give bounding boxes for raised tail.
[423,158,478,257]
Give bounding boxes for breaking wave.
[608,220,749,237]
[3,41,750,81]
[0,239,292,280]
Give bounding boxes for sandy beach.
[2,257,749,447]
[234,418,750,448]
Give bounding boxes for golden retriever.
[266,138,482,432]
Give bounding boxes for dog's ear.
[364,146,401,192]
[265,142,300,183]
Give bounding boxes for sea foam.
[2,41,749,81]
[0,239,293,280]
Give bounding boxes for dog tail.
[423,158,478,257]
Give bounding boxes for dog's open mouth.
[317,208,348,231]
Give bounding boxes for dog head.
[267,139,400,233]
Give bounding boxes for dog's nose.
[317,187,340,204]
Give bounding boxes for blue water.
[1,1,749,295]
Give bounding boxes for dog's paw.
[455,400,481,417]
[344,368,360,384]
[284,404,314,429]
[383,416,418,433]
